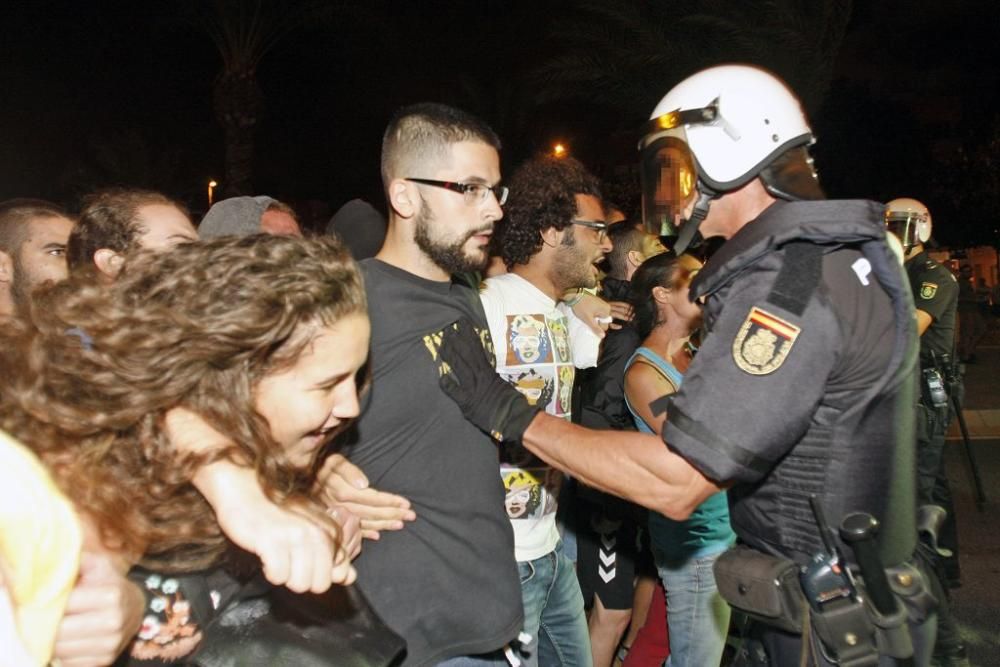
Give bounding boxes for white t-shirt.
[480,273,601,561]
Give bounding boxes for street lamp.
[207,180,218,207]
[552,143,567,158]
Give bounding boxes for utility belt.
[715,507,937,666]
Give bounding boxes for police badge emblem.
[920,282,938,299]
[732,307,801,375]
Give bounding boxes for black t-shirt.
[905,250,958,361]
[341,260,522,667]
[663,200,918,566]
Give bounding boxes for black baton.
[840,512,914,665]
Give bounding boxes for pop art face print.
[501,312,574,418]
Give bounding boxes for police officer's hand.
[426,318,540,443]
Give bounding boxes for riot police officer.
[431,65,935,665]
[885,199,958,517]
[886,198,968,666]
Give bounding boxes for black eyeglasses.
[571,219,609,242]
[405,178,509,206]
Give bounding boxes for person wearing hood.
[198,196,301,238]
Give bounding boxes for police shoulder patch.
[732,306,802,375]
[920,282,938,299]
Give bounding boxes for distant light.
[553,143,567,158]
[209,180,218,188]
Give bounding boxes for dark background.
[1,0,997,246]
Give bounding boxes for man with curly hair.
[480,155,611,667]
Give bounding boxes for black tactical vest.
[690,200,919,567]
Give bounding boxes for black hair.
[629,251,684,339]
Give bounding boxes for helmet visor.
[639,134,698,237]
[885,211,926,249]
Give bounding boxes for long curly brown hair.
[0,235,366,571]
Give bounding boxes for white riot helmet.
[885,197,932,252]
[639,64,821,252]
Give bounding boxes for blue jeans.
[652,546,731,667]
[518,541,593,667]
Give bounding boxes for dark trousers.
[916,400,961,569]
[915,399,965,657]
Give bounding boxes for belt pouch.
[713,545,805,634]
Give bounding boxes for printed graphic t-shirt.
[480,272,601,562]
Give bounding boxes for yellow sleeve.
[0,430,83,666]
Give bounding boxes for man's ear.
[388,179,417,219]
[0,250,13,284]
[541,226,561,248]
[93,249,125,279]
[627,249,644,269]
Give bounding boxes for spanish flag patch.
[732,307,802,375]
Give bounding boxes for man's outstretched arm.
[520,413,723,520]
[428,318,724,519]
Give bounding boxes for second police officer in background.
[885,198,968,667]
[430,64,938,665]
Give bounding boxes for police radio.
[800,496,857,610]
[800,496,881,666]
[923,368,948,408]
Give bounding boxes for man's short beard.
[553,226,597,291]
[9,250,34,316]
[413,203,489,276]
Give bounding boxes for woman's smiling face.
[252,312,371,466]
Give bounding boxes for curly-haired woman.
[0,234,371,662]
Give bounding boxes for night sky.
[2,1,997,245]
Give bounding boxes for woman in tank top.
[623,251,735,667]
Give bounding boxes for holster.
[807,599,879,667]
[917,504,952,558]
[885,559,938,625]
[713,545,805,634]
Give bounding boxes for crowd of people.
[0,64,971,667]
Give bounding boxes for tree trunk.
[221,123,254,197]
[213,68,263,197]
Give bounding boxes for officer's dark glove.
[424,317,540,443]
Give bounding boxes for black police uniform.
[660,200,931,665]
[904,251,958,507]
[906,251,966,663]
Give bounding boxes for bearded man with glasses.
[338,103,523,667]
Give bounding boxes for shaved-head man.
[0,199,74,318]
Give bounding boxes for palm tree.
[534,0,853,123]
[196,0,339,196]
